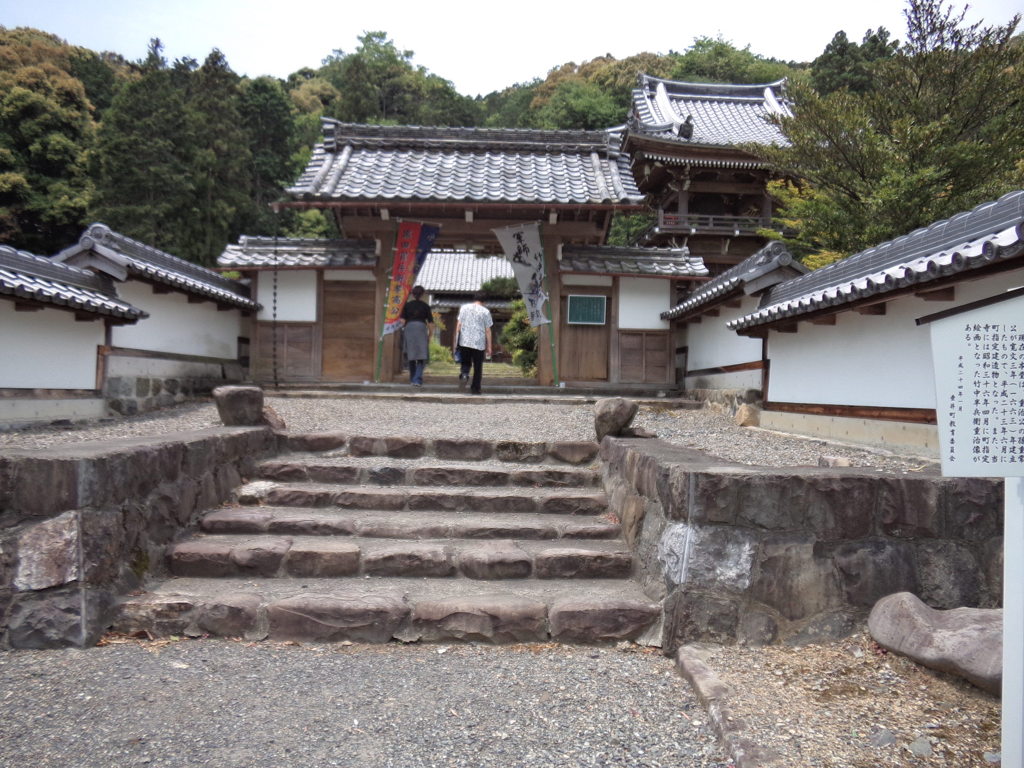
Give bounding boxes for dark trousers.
[458,346,485,393]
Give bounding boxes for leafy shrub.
[499,298,537,376]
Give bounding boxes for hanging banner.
[493,222,550,327]
[382,221,439,336]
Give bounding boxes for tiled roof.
[417,251,514,293]
[560,245,708,278]
[662,241,806,319]
[729,191,1024,332]
[430,297,515,312]
[219,236,378,269]
[628,74,789,148]
[55,224,259,311]
[0,245,146,322]
[287,120,644,206]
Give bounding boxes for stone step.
[114,576,662,645]
[279,433,600,466]
[167,535,633,580]
[254,459,601,489]
[200,507,621,540]
[235,481,608,515]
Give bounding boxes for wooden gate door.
[559,291,610,381]
[322,281,376,381]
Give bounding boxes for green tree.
[91,41,196,256]
[811,29,898,94]
[499,299,538,376]
[481,276,519,299]
[238,76,297,234]
[532,79,621,129]
[670,37,796,84]
[758,0,1024,256]
[0,27,96,251]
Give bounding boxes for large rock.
[594,398,639,441]
[868,591,1002,695]
[212,386,265,426]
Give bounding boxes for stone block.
[548,442,599,465]
[533,548,631,579]
[367,467,406,485]
[538,493,607,515]
[267,513,357,536]
[201,509,273,534]
[658,523,756,591]
[8,456,80,519]
[594,397,638,441]
[79,507,126,585]
[662,590,739,649]
[786,609,861,645]
[832,539,918,608]
[256,462,310,481]
[362,544,454,577]
[407,491,464,512]
[749,535,843,621]
[284,541,360,577]
[472,493,537,513]
[229,537,292,576]
[433,439,493,461]
[877,478,942,538]
[737,609,779,646]
[941,477,1003,541]
[194,593,263,639]
[411,467,508,487]
[7,586,111,649]
[357,518,450,539]
[549,598,660,643]
[915,540,982,609]
[266,487,338,508]
[512,468,596,488]
[285,432,348,453]
[410,595,547,643]
[212,386,264,426]
[734,404,760,427]
[494,441,547,463]
[868,592,1001,695]
[333,489,406,510]
[458,543,531,579]
[453,519,556,540]
[267,593,408,643]
[168,539,234,577]
[113,593,196,636]
[15,511,79,590]
[307,465,362,484]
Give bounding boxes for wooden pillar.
[535,231,562,386]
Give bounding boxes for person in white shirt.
[453,291,493,395]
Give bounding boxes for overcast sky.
[2,0,1020,95]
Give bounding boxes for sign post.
[921,288,1024,765]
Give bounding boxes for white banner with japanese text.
[493,222,550,327]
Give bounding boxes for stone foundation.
[600,437,1003,651]
[682,388,761,415]
[0,427,276,648]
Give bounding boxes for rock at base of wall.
[733,404,760,427]
[868,591,1002,695]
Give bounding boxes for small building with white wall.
[660,240,808,407]
[51,223,259,415]
[727,190,1024,456]
[0,244,147,426]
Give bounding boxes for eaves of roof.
[560,245,708,279]
[728,191,1024,333]
[219,236,378,270]
[0,246,147,322]
[56,224,259,312]
[662,241,804,320]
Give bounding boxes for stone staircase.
[114,434,661,645]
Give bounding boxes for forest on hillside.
[1,0,1022,266]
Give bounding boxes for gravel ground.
[0,394,940,474]
[0,638,728,768]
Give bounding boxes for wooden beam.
[74,312,98,322]
[723,299,742,308]
[810,315,837,325]
[187,295,205,304]
[339,215,604,240]
[702,307,720,317]
[776,322,798,333]
[152,284,172,294]
[855,303,887,316]
[14,302,41,312]
[765,400,937,425]
[916,286,956,302]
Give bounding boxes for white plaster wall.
[767,269,1024,409]
[255,270,318,322]
[111,281,242,359]
[618,278,670,330]
[684,295,763,371]
[0,301,103,389]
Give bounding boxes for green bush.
[500,299,537,376]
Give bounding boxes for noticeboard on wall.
[567,295,607,325]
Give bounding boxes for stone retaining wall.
[0,427,276,649]
[601,437,1003,651]
[682,388,761,415]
